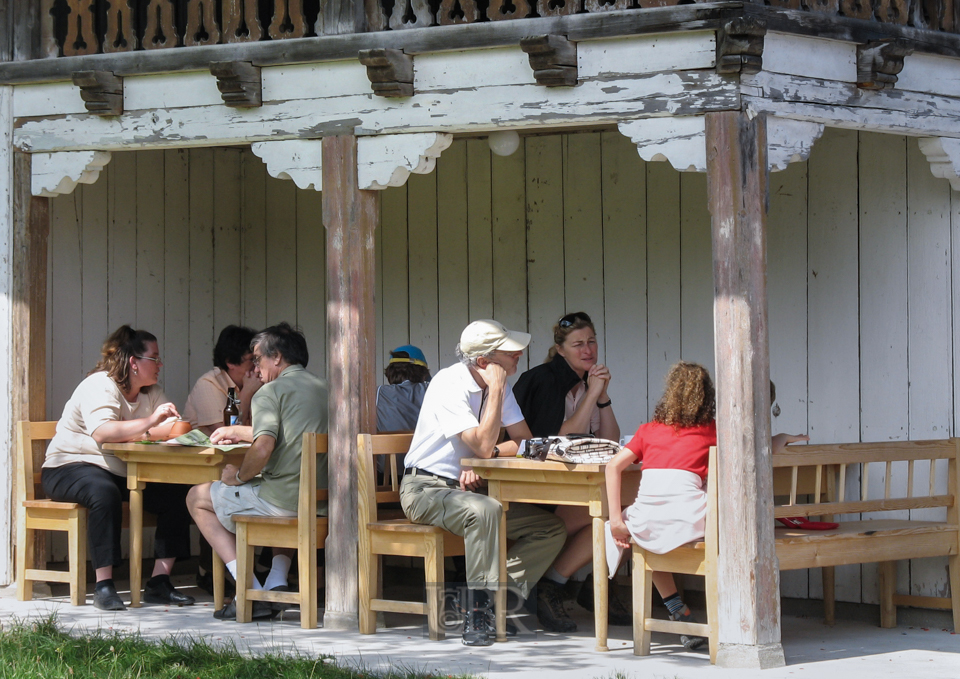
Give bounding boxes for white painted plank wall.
[44,129,959,608]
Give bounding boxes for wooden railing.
[37,0,960,58]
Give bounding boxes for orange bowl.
[168,420,192,439]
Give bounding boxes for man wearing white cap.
[400,320,568,646]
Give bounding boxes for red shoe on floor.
[777,516,839,530]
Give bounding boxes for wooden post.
[706,110,785,669]
[322,134,378,629]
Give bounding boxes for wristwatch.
[235,470,246,485]
[493,446,501,458]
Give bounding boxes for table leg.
[128,475,144,608]
[592,515,609,652]
[492,481,508,643]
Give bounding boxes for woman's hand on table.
[149,403,180,427]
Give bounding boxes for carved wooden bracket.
[358,49,414,98]
[857,40,912,90]
[210,61,263,108]
[72,71,123,116]
[357,133,453,190]
[32,151,112,197]
[917,137,960,191]
[717,17,766,75]
[520,35,578,87]
[619,115,821,173]
[250,140,323,191]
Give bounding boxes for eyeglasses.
[135,355,162,365]
[252,354,263,367]
[558,312,592,328]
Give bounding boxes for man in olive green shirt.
[187,323,328,620]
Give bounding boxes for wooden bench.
[357,433,466,640]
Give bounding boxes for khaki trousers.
[400,472,566,599]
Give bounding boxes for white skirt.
[605,468,707,577]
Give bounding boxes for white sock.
[263,554,292,591]
[226,559,264,590]
[544,567,569,585]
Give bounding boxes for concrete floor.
[0,576,957,679]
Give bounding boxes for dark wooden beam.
[210,61,262,108]
[856,39,912,90]
[322,134,379,630]
[716,16,766,75]
[706,110,784,669]
[72,71,124,116]
[359,48,414,97]
[520,35,578,87]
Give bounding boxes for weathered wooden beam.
[520,34,578,87]
[322,134,378,631]
[71,70,123,116]
[320,0,368,35]
[706,110,784,669]
[716,16,766,75]
[857,39,913,90]
[210,61,262,108]
[358,48,414,98]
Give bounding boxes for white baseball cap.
[459,320,531,358]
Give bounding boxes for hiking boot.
[576,580,632,626]
[536,580,577,633]
[670,606,706,650]
[460,589,494,647]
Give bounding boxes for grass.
[0,616,472,679]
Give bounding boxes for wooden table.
[103,442,246,608]
[464,457,642,652]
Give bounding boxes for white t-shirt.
[404,362,524,480]
[43,372,167,476]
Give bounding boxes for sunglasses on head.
[558,312,592,328]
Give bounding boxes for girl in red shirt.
[604,361,716,651]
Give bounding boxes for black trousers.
[41,462,192,571]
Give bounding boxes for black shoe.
[536,579,577,633]
[671,607,706,650]
[143,575,196,606]
[93,581,126,611]
[196,569,236,599]
[576,580,632,626]
[213,599,277,621]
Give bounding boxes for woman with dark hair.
[376,345,431,433]
[184,325,261,435]
[41,326,195,611]
[512,312,626,631]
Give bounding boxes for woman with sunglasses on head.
[41,325,195,611]
[513,312,627,631]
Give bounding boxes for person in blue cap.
[376,345,432,432]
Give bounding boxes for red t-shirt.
[625,420,717,480]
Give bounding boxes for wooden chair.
[234,432,328,628]
[632,446,719,663]
[358,433,466,640]
[15,420,87,606]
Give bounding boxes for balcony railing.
[35,0,960,58]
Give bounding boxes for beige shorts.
[210,480,296,534]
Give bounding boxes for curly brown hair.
[90,325,157,394]
[652,362,716,429]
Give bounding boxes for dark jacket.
[513,353,586,437]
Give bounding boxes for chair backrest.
[298,432,329,521]
[706,446,718,552]
[358,433,414,527]
[16,421,58,506]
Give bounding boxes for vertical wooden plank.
[188,149,215,387]
[436,140,470,370]
[905,138,953,598]
[524,135,565,368]
[679,171,714,373]
[491,143,528,376]
[322,134,378,628]
[80,161,109,377]
[707,111,784,669]
[11,3,42,61]
[0,89,12,582]
[563,133,604,332]
[645,162,681,422]
[265,175,298,326]
[858,131,909,605]
[136,150,166,344]
[466,139,493,320]
[213,149,242,335]
[296,187,326,376]
[379,186,409,372]
[108,152,138,332]
[50,190,82,415]
[163,149,191,408]
[806,127,861,604]
[406,172,440,370]
[241,150,268,331]
[600,130,647,437]
[766,160,810,600]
